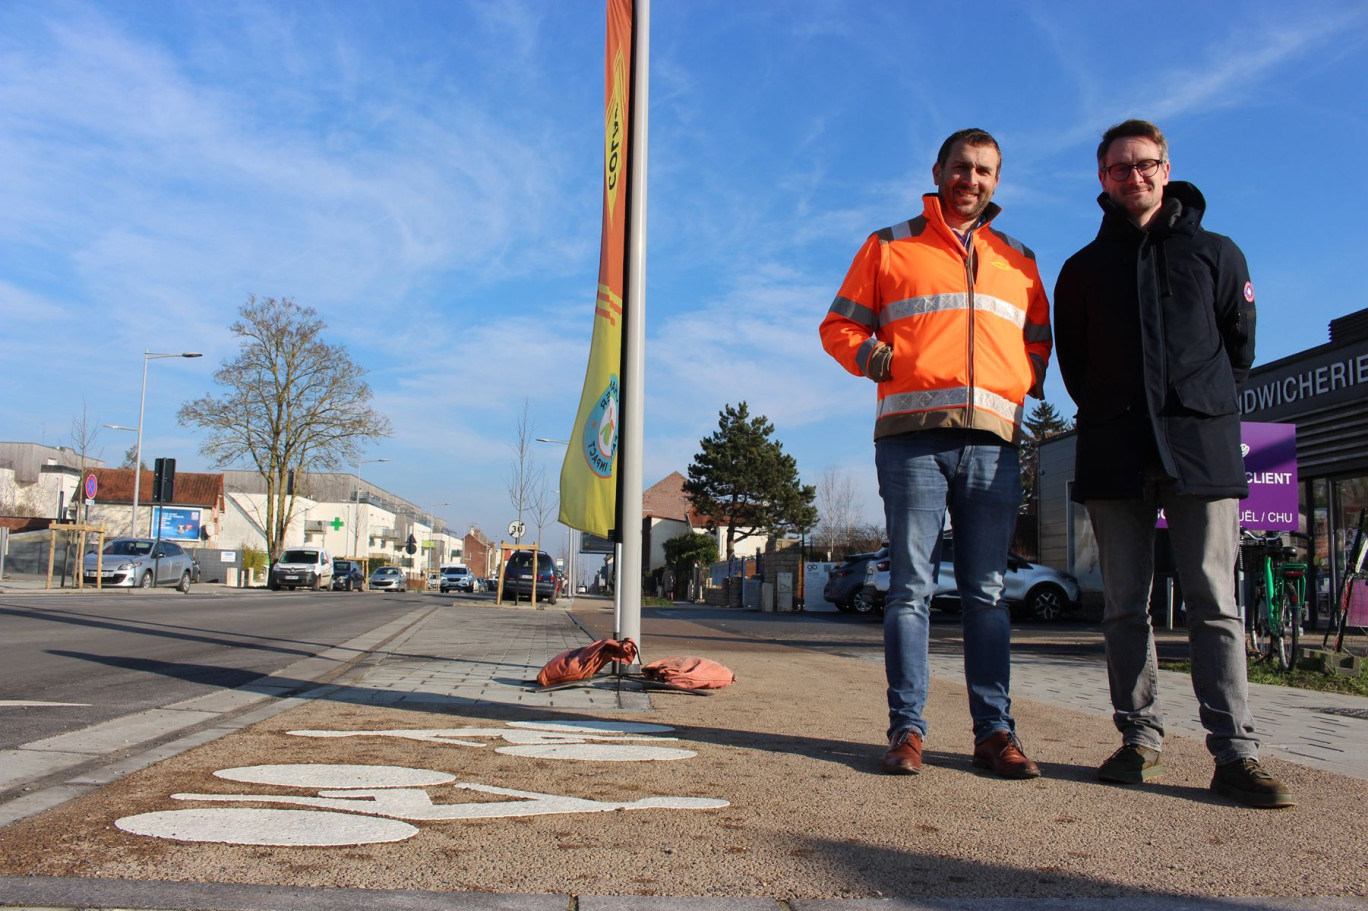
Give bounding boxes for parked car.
[501,550,560,604]
[83,537,194,592]
[269,548,334,591]
[439,564,475,593]
[368,565,408,591]
[861,537,1081,621]
[331,559,366,591]
[824,546,888,612]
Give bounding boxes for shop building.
[1039,308,1368,617]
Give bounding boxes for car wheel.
[1027,584,1068,622]
[850,591,876,614]
[269,581,280,591]
[177,570,191,594]
[139,571,154,589]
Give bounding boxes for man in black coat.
[1054,119,1292,808]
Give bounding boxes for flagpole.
[615,0,648,655]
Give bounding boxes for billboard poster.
[153,506,202,542]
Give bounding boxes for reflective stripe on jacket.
[820,194,1052,444]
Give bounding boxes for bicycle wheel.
[1279,581,1301,672]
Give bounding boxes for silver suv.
[862,537,1080,621]
[439,565,475,593]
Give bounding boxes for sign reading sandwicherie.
[1238,338,1368,422]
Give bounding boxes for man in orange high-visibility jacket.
[820,128,1051,780]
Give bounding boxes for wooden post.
[45,523,107,590]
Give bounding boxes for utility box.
[777,572,794,612]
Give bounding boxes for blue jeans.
[875,430,1021,744]
[1087,467,1258,764]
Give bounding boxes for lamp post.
[429,501,450,569]
[107,350,202,536]
[353,457,389,559]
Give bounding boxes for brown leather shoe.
[882,729,923,775]
[971,730,1041,779]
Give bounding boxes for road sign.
[508,520,526,540]
[84,473,98,500]
[405,533,418,555]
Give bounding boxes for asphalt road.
[0,587,466,748]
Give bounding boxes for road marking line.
[0,701,91,707]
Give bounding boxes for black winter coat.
[1053,181,1256,501]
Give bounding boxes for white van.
[269,547,334,591]
[439,564,474,593]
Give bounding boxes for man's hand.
[867,342,894,382]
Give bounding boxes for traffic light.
[152,457,176,504]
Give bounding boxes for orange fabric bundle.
[536,638,639,687]
[641,656,735,689]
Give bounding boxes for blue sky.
[3,0,1366,553]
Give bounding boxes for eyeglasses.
[1102,159,1165,181]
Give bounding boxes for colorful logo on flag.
[582,375,620,479]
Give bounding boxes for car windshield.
[281,550,320,563]
[376,567,399,575]
[104,540,152,556]
[334,561,353,570]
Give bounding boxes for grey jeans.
[1087,471,1259,765]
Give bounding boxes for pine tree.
[683,402,819,560]
[1020,400,1072,514]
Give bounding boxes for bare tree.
[528,478,558,550]
[179,295,392,561]
[815,465,863,559]
[64,402,103,521]
[65,402,103,467]
[504,400,543,545]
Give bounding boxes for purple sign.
[1237,422,1298,531]
[1159,422,1298,531]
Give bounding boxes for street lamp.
[353,457,389,558]
[108,350,202,536]
[429,501,450,569]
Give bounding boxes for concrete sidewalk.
[2,598,1366,910]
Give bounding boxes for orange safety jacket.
[820,193,1052,444]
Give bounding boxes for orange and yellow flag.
[559,0,633,538]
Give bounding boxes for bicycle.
[1325,507,1368,654]
[1240,529,1307,673]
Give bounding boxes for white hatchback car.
[859,538,1080,621]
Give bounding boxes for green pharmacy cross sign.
[330,517,345,531]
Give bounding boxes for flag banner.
[560,0,633,538]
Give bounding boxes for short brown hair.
[1096,119,1168,167]
[936,128,1001,173]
